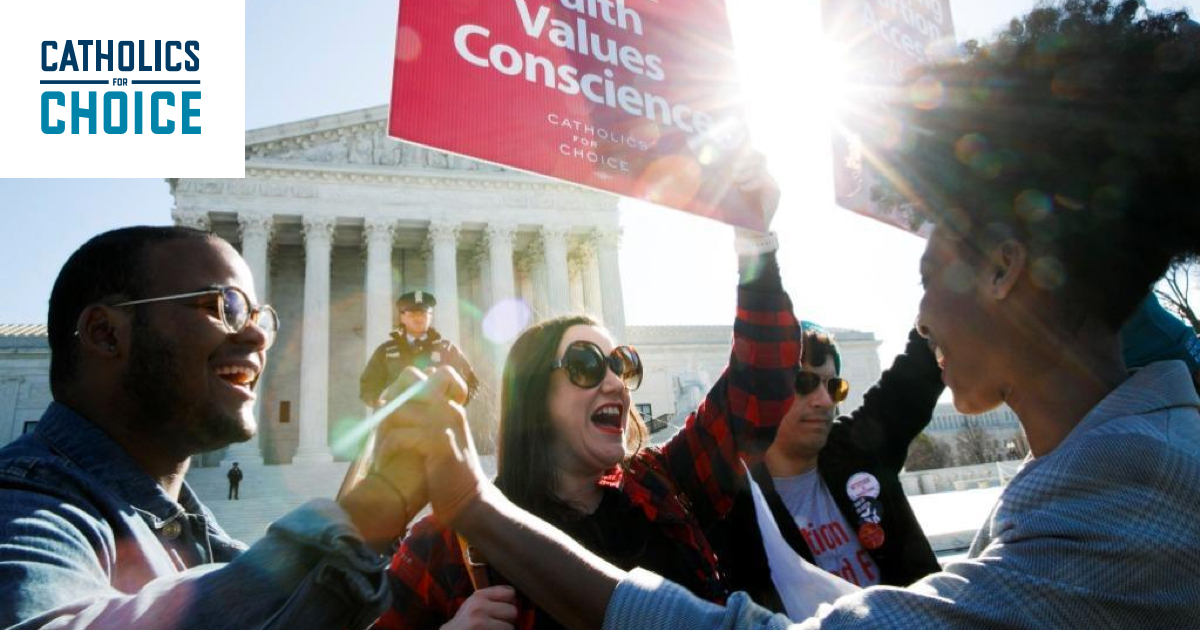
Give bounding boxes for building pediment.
[244,105,508,174]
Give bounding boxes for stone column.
[465,246,490,364]
[473,246,492,313]
[541,226,572,315]
[525,240,550,319]
[582,234,604,320]
[596,228,626,340]
[487,223,517,310]
[363,218,396,361]
[569,253,586,314]
[238,213,274,307]
[223,212,274,466]
[294,216,336,463]
[428,221,462,344]
[171,209,210,231]
[487,223,518,364]
[421,244,434,292]
[515,254,535,315]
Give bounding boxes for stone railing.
[901,460,1025,496]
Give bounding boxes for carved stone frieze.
[302,216,337,244]
[237,213,275,241]
[571,240,597,264]
[485,222,518,247]
[171,209,211,231]
[175,180,317,199]
[363,218,397,247]
[596,227,623,249]
[540,224,571,243]
[246,119,507,175]
[427,221,461,246]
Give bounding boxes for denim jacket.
[0,403,390,630]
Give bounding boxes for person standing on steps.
[227,462,243,501]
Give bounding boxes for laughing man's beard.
[124,315,252,452]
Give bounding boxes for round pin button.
[161,520,182,541]
[858,522,885,550]
[846,472,881,501]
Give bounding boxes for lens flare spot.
[483,299,533,344]
[970,83,992,103]
[330,417,370,460]
[978,153,1004,179]
[877,115,905,150]
[396,26,422,62]
[631,120,662,145]
[635,156,702,208]
[1031,256,1067,290]
[953,133,1001,178]
[1052,193,1085,211]
[955,133,986,165]
[1014,189,1052,223]
[909,76,945,111]
[458,298,483,321]
[697,144,720,166]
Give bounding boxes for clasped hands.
[338,366,487,550]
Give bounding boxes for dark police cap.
[397,290,436,311]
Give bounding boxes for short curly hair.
[884,0,1200,329]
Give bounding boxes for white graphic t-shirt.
[773,469,881,587]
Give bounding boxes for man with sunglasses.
[360,290,479,407]
[708,323,945,610]
[0,226,429,629]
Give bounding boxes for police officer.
[360,290,479,407]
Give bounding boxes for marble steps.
[186,461,350,544]
[187,455,499,545]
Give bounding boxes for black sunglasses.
[551,340,643,391]
[795,370,849,403]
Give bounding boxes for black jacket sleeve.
[827,328,945,473]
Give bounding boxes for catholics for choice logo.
[39,39,204,135]
[2,1,241,177]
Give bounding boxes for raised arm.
[655,247,800,525]
[654,158,800,525]
[827,328,944,473]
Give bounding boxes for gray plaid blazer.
[605,361,1200,629]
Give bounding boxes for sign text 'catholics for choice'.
[389,0,763,230]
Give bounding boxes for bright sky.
[1,0,1197,367]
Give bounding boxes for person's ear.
[75,305,128,358]
[988,239,1026,300]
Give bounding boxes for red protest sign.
[389,0,760,230]
[821,0,956,236]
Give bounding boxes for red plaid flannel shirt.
[374,279,800,630]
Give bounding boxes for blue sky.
[2,0,1196,365]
